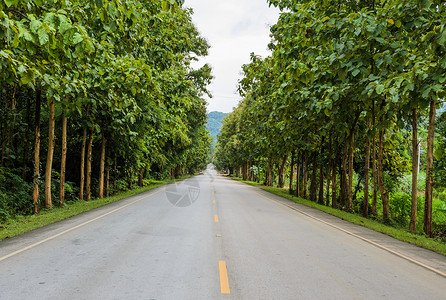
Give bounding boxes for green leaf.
[4,0,18,7]
[395,20,402,28]
[352,69,360,77]
[376,84,384,95]
[37,27,49,45]
[73,33,83,44]
[17,65,26,74]
[95,0,104,8]
[30,20,42,34]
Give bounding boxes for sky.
[183,0,280,113]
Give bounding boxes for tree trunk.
[378,128,389,222]
[296,153,301,197]
[32,90,41,214]
[139,166,144,187]
[318,138,325,205]
[278,155,288,188]
[98,127,106,198]
[59,108,67,207]
[340,141,348,208]
[7,86,16,164]
[424,99,436,237]
[22,90,32,180]
[303,151,308,199]
[332,146,337,209]
[242,162,248,181]
[44,97,55,209]
[364,118,371,218]
[86,129,93,201]
[372,100,378,216]
[267,159,272,186]
[310,152,317,202]
[113,154,117,195]
[409,108,418,232]
[289,151,295,194]
[1,89,8,167]
[326,135,332,206]
[79,126,87,200]
[105,164,110,197]
[128,169,133,189]
[347,131,355,211]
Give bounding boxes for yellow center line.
[219,261,231,294]
[214,215,219,223]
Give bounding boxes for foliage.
[0,0,212,219]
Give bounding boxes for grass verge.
[230,176,446,257]
[0,177,190,242]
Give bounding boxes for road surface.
[1,165,445,299]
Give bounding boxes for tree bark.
[44,97,55,209]
[267,159,272,186]
[332,146,337,209]
[326,135,332,206]
[1,89,8,167]
[289,151,295,194]
[7,86,16,164]
[278,155,288,188]
[340,141,348,208]
[424,99,436,237]
[318,138,325,205]
[98,126,106,198]
[303,151,308,199]
[86,129,93,201]
[347,131,355,211]
[113,154,117,195]
[372,100,378,216]
[79,126,87,200]
[296,153,301,197]
[59,108,67,207]
[310,152,318,202]
[409,108,418,232]
[105,163,110,197]
[139,166,144,187]
[242,162,248,181]
[378,127,389,222]
[22,90,32,180]
[364,118,371,218]
[32,90,41,214]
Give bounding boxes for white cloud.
[184,0,280,113]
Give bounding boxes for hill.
[206,111,228,146]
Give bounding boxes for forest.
[0,0,212,221]
[215,0,446,239]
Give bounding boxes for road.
[1,165,446,299]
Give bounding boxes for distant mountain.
[206,111,228,146]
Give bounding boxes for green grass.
[230,176,446,257]
[0,177,190,242]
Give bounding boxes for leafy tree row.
[0,0,212,219]
[215,0,446,237]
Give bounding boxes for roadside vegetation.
[0,1,212,225]
[214,0,446,245]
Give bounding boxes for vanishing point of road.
[1,165,445,299]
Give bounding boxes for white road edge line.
[252,188,446,278]
[0,189,162,262]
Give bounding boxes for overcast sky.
[184,0,280,113]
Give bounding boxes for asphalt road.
[1,165,446,299]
